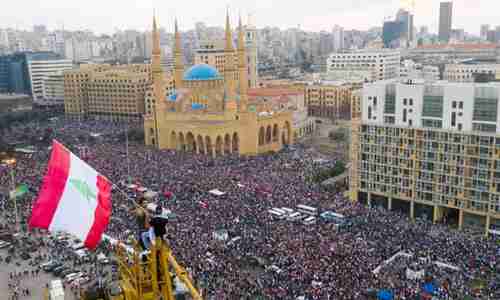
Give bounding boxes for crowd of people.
[1,118,499,299]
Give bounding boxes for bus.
[320,211,346,223]
[297,205,318,216]
[302,216,317,225]
[268,209,286,219]
[287,212,303,222]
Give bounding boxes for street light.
[2,158,18,231]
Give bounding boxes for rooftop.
[248,88,302,97]
[416,43,498,50]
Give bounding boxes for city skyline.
[1,0,500,35]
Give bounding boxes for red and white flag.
[29,140,111,249]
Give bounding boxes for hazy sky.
[1,0,498,34]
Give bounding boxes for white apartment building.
[42,72,65,105]
[350,79,500,235]
[444,63,500,82]
[327,49,400,82]
[28,59,73,100]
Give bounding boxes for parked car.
[43,261,62,272]
[0,240,12,249]
[52,266,67,276]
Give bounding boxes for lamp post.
[2,158,17,231]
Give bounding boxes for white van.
[268,209,286,219]
[287,212,303,222]
[302,216,317,225]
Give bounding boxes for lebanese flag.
[29,140,112,249]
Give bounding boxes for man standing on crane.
[130,197,150,249]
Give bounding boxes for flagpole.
[125,122,131,184]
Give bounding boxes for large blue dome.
[183,64,221,81]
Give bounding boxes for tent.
[209,189,226,196]
[377,289,394,300]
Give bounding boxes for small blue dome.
[191,103,205,110]
[168,91,178,102]
[184,64,221,81]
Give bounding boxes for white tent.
[209,189,226,196]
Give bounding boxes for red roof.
[417,43,498,50]
[248,88,302,97]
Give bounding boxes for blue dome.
[184,64,221,81]
[168,91,178,102]
[191,103,205,110]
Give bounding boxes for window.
[373,97,377,106]
[403,98,407,105]
[409,98,413,106]
[473,97,498,122]
[459,101,463,109]
[422,96,444,118]
[408,119,412,127]
[368,106,372,119]
[403,109,407,122]
[457,123,462,131]
[451,112,456,127]
[452,101,457,108]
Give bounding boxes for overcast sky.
[0,0,498,34]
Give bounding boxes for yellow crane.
[46,238,204,300]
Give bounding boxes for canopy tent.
[209,189,226,196]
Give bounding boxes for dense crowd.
[1,118,499,299]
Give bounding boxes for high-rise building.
[327,49,400,82]
[64,64,151,121]
[438,1,453,43]
[0,52,70,97]
[383,20,404,48]
[42,72,65,105]
[481,25,491,41]
[350,79,500,235]
[396,9,414,47]
[0,29,9,49]
[27,57,72,100]
[332,25,344,52]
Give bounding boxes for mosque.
[144,14,294,156]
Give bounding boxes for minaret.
[151,14,165,147]
[224,11,237,112]
[237,15,248,113]
[173,19,184,89]
[152,15,163,79]
[152,14,165,110]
